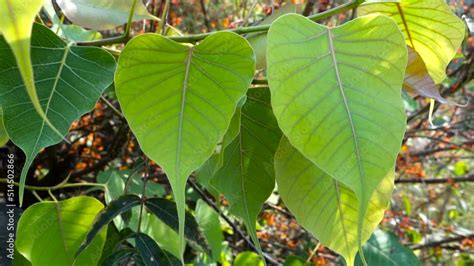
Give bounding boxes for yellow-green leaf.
[16,196,107,266]
[267,14,407,260]
[275,137,394,265]
[359,0,466,83]
[404,47,450,104]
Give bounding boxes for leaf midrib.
[326,28,365,192]
[396,3,415,49]
[30,43,71,157]
[176,46,194,179]
[53,202,70,263]
[333,180,353,260]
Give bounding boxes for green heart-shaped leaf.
[275,137,394,265]
[0,0,62,139]
[267,13,407,255]
[16,196,107,266]
[115,32,255,259]
[359,0,465,83]
[0,23,116,205]
[210,88,282,253]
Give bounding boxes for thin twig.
[187,179,279,265]
[395,175,474,184]
[411,234,474,250]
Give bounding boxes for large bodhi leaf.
[56,0,157,30]
[0,23,116,205]
[16,196,107,266]
[210,88,282,252]
[354,229,421,266]
[115,32,255,258]
[275,138,394,265]
[359,0,465,83]
[267,14,407,253]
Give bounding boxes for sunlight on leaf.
[16,196,107,266]
[359,0,466,83]
[275,137,394,265]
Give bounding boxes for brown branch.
[395,175,474,184]
[302,0,316,16]
[187,179,279,265]
[411,234,474,250]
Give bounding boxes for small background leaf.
[134,232,181,266]
[195,199,224,263]
[234,251,264,266]
[354,229,421,266]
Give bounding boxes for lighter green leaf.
[234,252,264,266]
[115,32,255,259]
[359,0,466,83]
[16,196,107,266]
[267,13,407,257]
[0,0,62,141]
[275,138,394,265]
[56,0,157,30]
[354,229,421,266]
[0,107,8,147]
[195,199,224,263]
[210,88,282,253]
[0,23,116,205]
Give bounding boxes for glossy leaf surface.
[0,23,116,205]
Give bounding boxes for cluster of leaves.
[0,0,470,265]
